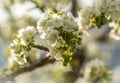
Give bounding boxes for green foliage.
[55,27,81,66]
[90,13,109,29]
[16,37,34,58]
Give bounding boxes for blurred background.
[0,0,120,83]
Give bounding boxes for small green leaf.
[57,11,63,15]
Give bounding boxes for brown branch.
[32,44,49,51]
[71,0,78,17]
[0,57,56,83]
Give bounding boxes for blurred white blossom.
[83,58,111,82]
[78,0,120,30]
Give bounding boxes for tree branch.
[32,44,49,51]
[0,57,56,83]
[71,0,78,17]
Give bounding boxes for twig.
[71,0,78,17]
[0,57,56,83]
[31,0,45,12]
[32,44,49,51]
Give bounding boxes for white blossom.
[37,11,80,61]
[48,47,63,60]
[17,26,36,38]
[20,38,31,46]
[17,26,36,46]
[10,50,27,65]
[46,30,59,44]
[78,0,120,30]
[103,0,120,22]
[9,26,36,65]
[10,39,20,53]
[83,59,108,81]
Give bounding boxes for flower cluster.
[103,0,120,22]
[83,59,111,83]
[78,0,120,30]
[9,26,36,65]
[37,10,81,66]
[78,0,107,30]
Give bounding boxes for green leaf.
[57,11,63,15]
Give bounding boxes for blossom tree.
[0,0,120,83]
